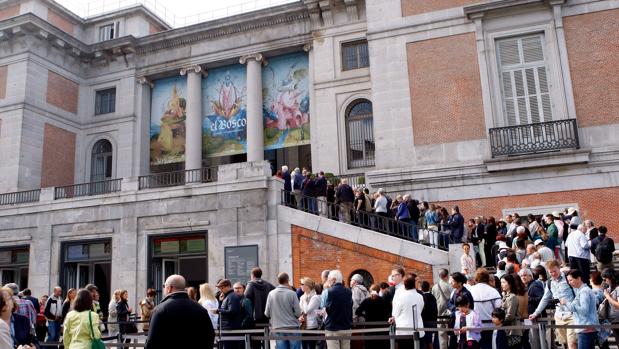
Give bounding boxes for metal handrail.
[138,166,217,190]
[54,178,122,199]
[489,118,579,157]
[0,189,40,206]
[280,189,451,250]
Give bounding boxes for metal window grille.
[95,88,116,115]
[346,99,375,169]
[342,40,369,71]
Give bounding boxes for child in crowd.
[491,308,508,349]
[454,296,481,349]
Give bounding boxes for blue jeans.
[275,331,301,349]
[47,320,61,342]
[410,221,418,241]
[578,332,596,349]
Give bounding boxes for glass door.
[77,264,91,288]
[162,259,177,287]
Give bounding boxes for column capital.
[303,43,313,52]
[136,76,154,88]
[180,65,207,76]
[239,53,267,66]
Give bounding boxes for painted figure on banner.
[150,76,187,164]
[202,66,248,158]
[262,52,310,150]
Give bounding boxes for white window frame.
[98,22,119,42]
[486,24,569,128]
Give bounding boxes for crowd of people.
[0,201,617,349]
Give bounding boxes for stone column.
[240,54,266,162]
[550,0,577,120]
[180,65,205,172]
[304,43,317,170]
[136,76,153,176]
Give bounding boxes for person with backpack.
[529,259,576,349]
[233,283,255,329]
[594,226,615,272]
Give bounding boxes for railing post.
[244,333,251,349]
[538,321,547,349]
[263,327,271,349]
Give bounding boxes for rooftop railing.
[0,189,41,206]
[489,119,579,157]
[138,166,217,190]
[54,178,122,199]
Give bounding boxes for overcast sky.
[55,0,297,24]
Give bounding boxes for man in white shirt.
[534,239,554,267]
[470,269,502,349]
[566,224,591,285]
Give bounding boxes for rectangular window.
[341,40,369,71]
[497,34,552,126]
[95,88,116,115]
[98,23,117,41]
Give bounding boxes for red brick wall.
[291,225,434,287]
[47,71,78,114]
[564,9,619,127]
[149,22,161,35]
[0,65,7,99]
[0,4,20,21]
[408,33,486,145]
[434,186,619,239]
[401,0,478,16]
[47,9,75,35]
[41,123,76,188]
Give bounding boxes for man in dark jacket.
[335,179,355,223]
[324,270,353,349]
[245,267,275,325]
[145,275,214,349]
[450,206,465,243]
[519,268,545,349]
[316,171,328,217]
[216,279,243,349]
[420,281,438,349]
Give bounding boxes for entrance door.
[0,269,15,285]
[162,259,177,287]
[178,256,207,291]
[94,263,111,317]
[77,264,91,288]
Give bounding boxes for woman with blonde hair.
[62,288,77,321]
[299,277,320,349]
[107,289,122,337]
[198,283,218,329]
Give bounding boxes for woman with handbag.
[116,290,135,342]
[63,289,103,349]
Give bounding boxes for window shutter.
[497,34,552,126]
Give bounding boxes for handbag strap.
[88,311,96,340]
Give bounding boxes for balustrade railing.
[0,189,40,206]
[138,167,217,190]
[54,179,122,199]
[489,119,579,157]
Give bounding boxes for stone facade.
[0,0,618,308]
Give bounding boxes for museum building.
[0,0,618,310]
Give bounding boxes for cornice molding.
[136,76,154,88]
[135,9,310,55]
[464,0,545,18]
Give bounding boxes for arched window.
[349,269,374,290]
[346,99,375,169]
[91,139,113,181]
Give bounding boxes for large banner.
[202,65,247,158]
[262,52,310,150]
[150,76,187,165]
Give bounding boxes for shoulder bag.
[89,311,106,349]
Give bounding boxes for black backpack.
[596,237,614,264]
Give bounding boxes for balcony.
[489,119,579,157]
[0,189,41,206]
[54,179,123,199]
[138,166,217,190]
